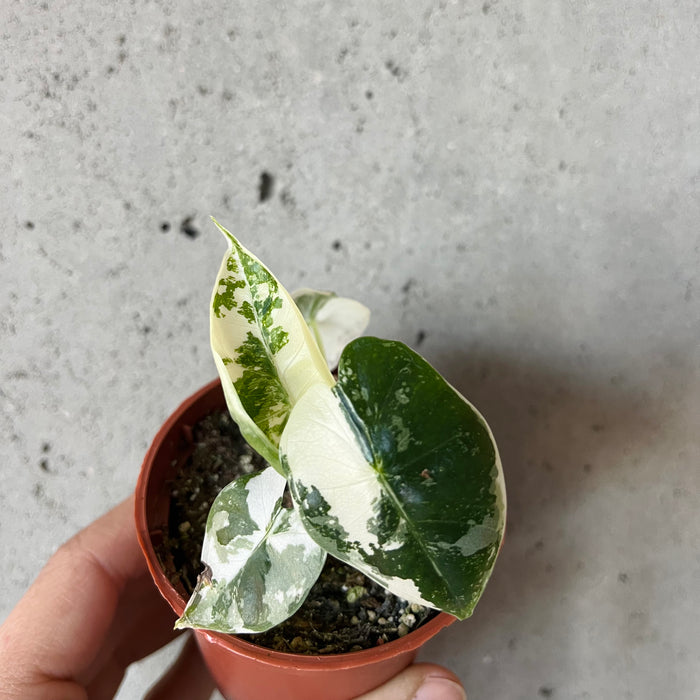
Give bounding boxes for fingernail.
[413,674,466,700]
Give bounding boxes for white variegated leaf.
[292,288,371,370]
[175,467,326,634]
[210,221,334,470]
[280,337,506,620]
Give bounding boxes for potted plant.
[135,221,506,700]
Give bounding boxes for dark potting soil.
[155,409,437,655]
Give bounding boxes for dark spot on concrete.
[355,117,366,133]
[401,278,414,294]
[331,240,342,251]
[33,483,44,499]
[535,539,544,550]
[591,423,605,432]
[123,201,132,210]
[539,687,554,698]
[222,194,231,208]
[337,47,349,63]
[415,330,426,346]
[106,265,126,278]
[685,281,692,302]
[106,65,115,75]
[25,220,35,230]
[42,442,51,453]
[558,160,567,171]
[513,102,521,111]
[280,189,295,209]
[542,460,553,472]
[142,325,152,335]
[558,107,565,119]
[384,60,406,80]
[197,85,210,96]
[118,50,127,64]
[508,637,517,650]
[118,34,126,46]
[618,572,629,583]
[222,89,234,101]
[39,458,50,472]
[180,217,200,239]
[365,90,373,99]
[258,172,274,202]
[583,463,592,473]
[160,222,171,232]
[73,220,82,231]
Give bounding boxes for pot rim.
[135,378,457,670]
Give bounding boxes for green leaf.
[175,467,326,634]
[210,221,334,469]
[280,337,506,619]
[292,288,370,370]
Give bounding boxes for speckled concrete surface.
[1,2,699,699]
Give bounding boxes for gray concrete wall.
[1,1,699,698]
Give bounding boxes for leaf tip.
[210,216,234,243]
[173,615,192,631]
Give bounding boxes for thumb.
[355,663,466,700]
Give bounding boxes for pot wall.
[135,379,455,700]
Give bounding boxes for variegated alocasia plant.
[175,220,506,636]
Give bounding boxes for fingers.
[67,494,146,587]
[144,635,215,700]
[355,663,466,700]
[0,496,143,684]
[82,572,182,698]
[109,573,181,666]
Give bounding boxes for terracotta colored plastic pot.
[135,379,456,700]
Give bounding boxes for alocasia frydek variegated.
[176,220,506,635]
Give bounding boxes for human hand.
[0,497,466,700]
[0,496,214,700]
[355,664,466,700]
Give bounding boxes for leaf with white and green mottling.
[210,221,334,469]
[292,288,370,370]
[280,337,506,620]
[175,467,326,634]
